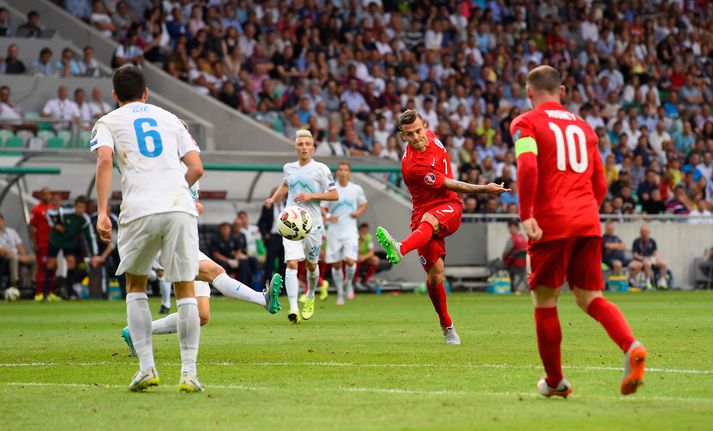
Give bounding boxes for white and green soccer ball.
[278,206,313,241]
[4,287,20,302]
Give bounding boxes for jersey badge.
[513,128,521,142]
[424,173,436,185]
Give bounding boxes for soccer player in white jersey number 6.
[265,129,338,323]
[92,65,204,393]
[120,127,283,358]
[321,162,368,305]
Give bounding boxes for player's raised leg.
[377,212,440,265]
[577,288,647,395]
[568,237,646,395]
[199,255,281,313]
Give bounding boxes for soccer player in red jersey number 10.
[376,110,509,345]
[511,65,647,398]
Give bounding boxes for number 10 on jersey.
[134,118,163,158]
[548,122,588,173]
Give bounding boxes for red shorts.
[528,236,603,291]
[416,202,463,271]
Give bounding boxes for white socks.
[306,266,319,299]
[126,292,154,372]
[332,266,344,299]
[152,313,178,334]
[285,268,298,311]
[345,263,356,295]
[159,279,172,309]
[177,297,200,377]
[212,273,265,306]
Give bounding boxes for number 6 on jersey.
[134,118,163,158]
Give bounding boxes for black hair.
[74,195,87,206]
[112,65,146,103]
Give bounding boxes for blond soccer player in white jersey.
[321,162,368,305]
[265,129,338,323]
[92,65,204,393]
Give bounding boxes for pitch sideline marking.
[1,361,712,375]
[2,381,712,403]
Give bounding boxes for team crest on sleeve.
[513,128,521,141]
[419,255,427,265]
[434,138,444,149]
[424,173,436,185]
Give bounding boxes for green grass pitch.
[1,291,712,430]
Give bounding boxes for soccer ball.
[4,287,20,302]
[278,206,313,241]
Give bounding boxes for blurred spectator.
[74,88,92,124]
[112,1,136,41]
[641,189,666,215]
[90,1,116,38]
[628,224,668,290]
[463,196,479,214]
[16,10,41,38]
[30,47,55,76]
[231,214,253,285]
[41,85,80,130]
[112,29,144,67]
[602,221,628,276]
[55,48,80,77]
[2,44,27,74]
[0,214,35,290]
[0,7,11,36]
[29,188,54,302]
[210,222,240,275]
[65,0,91,20]
[87,87,112,119]
[0,85,23,128]
[354,222,379,290]
[689,199,713,224]
[316,127,348,157]
[78,46,101,77]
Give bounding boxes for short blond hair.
[295,129,313,140]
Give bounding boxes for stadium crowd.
[54,0,713,218]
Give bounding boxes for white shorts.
[325,232,358,264]
[116,212,199,283]
[283,225,323,264]
[195,280,211,297]
[198,250,211,262]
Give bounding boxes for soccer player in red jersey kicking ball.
[376,110,508,345]
[511,65,647,398]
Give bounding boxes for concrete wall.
[13,0,293,152]
[485,221,712,287]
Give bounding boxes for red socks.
[587,297,636,352]
[364,264,377,282]
[400,222,434,256]
[534,307,563,388]
[535,298,636,388]
[427,281,452,328]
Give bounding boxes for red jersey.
[30,202,53,244]
[402,129,462,230]
[511,101,606,242]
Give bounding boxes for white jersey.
[283,160,336,228]
[322,181,367,238]
[90,101,199,224]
